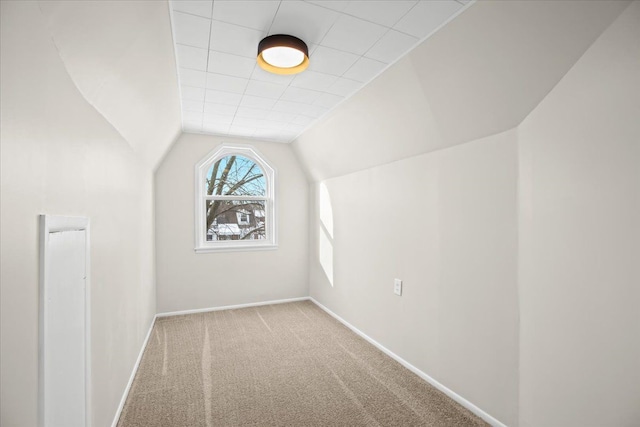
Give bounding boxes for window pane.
[205,200,267,241]
[206,156,266,196]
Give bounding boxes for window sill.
[194,244,278,254]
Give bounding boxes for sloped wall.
[409,0,630,148]
[294,0,629,182]
[294,56,447,181]
[518,2,640,425]
[1,2,156,426]
[37,0,182,169]
[155,134,309,313]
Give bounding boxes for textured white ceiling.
[170,0,470,143]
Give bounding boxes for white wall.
[155,133,309,313]
[309,130,520,426]
[298,1,639,426]
[295,56,447,181]
[518,2,640,426]
[3,1,636,426]
[36,0,182,168]
[1,2,156,426]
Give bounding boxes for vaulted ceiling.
[33,0,631,172]
[170,0,472,143]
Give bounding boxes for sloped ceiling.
[170,0,471,143]
[29,0,631,176]
[411,0,632,147]
[37,0,182,169]
[294,0,631,181]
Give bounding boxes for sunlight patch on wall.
[319,182,333,238]
[319,182,334,286]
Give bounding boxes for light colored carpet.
[117,300,487,426]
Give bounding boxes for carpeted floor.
[117,300,487,426]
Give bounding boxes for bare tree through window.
[205,155,267,241]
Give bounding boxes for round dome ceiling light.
[257,34,309,75]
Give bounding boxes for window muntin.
[205,155,266,197]
[195,145,276,252]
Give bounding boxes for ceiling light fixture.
[257,34,309,75]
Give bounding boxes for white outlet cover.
[394,279,402,296]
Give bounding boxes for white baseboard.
[110,316,157,427]
[309,297,508,427]
[112,297,311,425]
[112,296,506,427]
[156,296,310,318]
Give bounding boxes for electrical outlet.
[394,279,402,296]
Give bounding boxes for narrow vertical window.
[195,145,276,252]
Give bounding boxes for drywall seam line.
[309,297,509,427]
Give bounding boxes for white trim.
[309,297,509,427]
[39,215,91,427]
[112,295,507,427]
[111,297,309,425]
[110,316,157,427]
[156,297,310,318]
[194,143,277,253]
[204,195,267,201]
[194,244,278,254]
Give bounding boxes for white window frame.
[194,144,277,253]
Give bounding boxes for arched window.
[195,145,276,252]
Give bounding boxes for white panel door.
[40,215,90,427]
